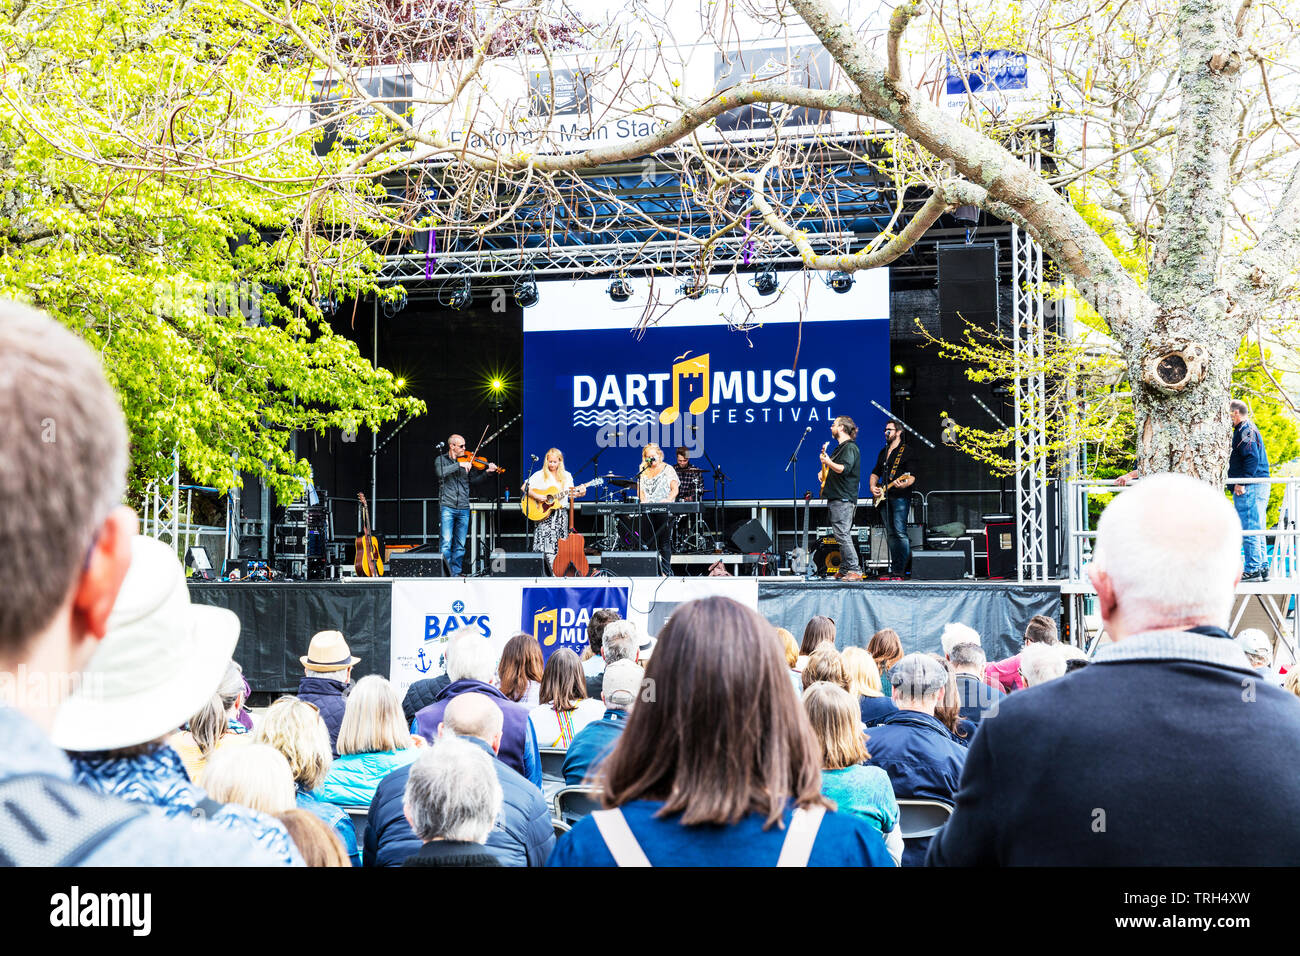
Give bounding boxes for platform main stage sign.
[390,577,760,691]
[522,271,890,500]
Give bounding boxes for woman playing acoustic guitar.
[523,448,588,573]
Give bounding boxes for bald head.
[1089,474,1242,638]
[447,434,466,457]
[440,692,504,750]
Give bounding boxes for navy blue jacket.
[955,673,1007,727]
[858,695,898,728]
[864,709,968,866]
[1229,420,1270,480]
[928,630,1300,866]
[563,709,628,785]
[364,736,555,867]
[297,677,349,757]
[412,679,541,787]
[402,675,450,724]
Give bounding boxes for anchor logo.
[415,647,432,674]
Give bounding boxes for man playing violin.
[435,434,498,576]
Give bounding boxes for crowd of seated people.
[7,302,1300,871]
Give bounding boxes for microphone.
[803,426,812,435]
[435,441,447,449]
[530,454,539,462]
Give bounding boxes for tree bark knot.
[1141,340,1209,394]
[1207,50,1242,74]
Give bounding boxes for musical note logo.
[533,608,559,647]
[659,351,710,425]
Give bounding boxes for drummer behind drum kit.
[592,465,716,553]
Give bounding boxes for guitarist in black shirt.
[870,422,916,580]
[820,415,863,581]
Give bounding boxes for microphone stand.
[786,427,812,560]
[698,447,727,552]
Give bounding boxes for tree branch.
[887,1,923,85]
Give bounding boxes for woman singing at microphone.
[637,443,679,576]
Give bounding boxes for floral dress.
[528,467,574,571]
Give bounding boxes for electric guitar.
[355,493,384,576]
[872,474,913,508]
[819,442,839,495]
[521,478,603,522]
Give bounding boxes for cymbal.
[604,474,638,488]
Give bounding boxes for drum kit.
[594,465,714,552]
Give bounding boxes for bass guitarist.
[869,420,916,581]
[819,415,863,582]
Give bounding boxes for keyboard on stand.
[582,502,702,516]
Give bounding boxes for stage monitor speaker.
[985,521,1017,579]
[726,518,772,553]
[911,550,969,581]
[387,546,447,577]
[601,551,661,576]
[925,536,977,578]
[939,243,1000,341]
[488,552,547,577]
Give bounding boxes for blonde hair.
[776,628,799,668]
[802,682,868,770]
[1283,669,1300,700]
[543,448,565,473]
[277,809,349,867]
[203,743,296,815]
[336,675,413,756]
[253,697,333,791]
[841,646,884,697]
[802,643,848,692]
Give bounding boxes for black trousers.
[643,512,673,576]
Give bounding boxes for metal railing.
[1066,476,1300,584]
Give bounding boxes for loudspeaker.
[387,549,447,577]
[985,521,1017,579]
[911,550,968,581]
[939,244,1000,341]
[925,536,977,578]
[907,523,924,550]
[487,552,547,577]
[866,526,890,568]
[726,518,772,553]
[601,551,661,576]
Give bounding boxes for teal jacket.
[317,748,421,808]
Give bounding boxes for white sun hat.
[51,535,241,753]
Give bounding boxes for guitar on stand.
[355,493,384,577]
[553,489,593,577]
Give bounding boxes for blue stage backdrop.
[522,270,891,500]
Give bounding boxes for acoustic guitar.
[521,478,603,522]
[355,493,384,576]
[553,493,591,577]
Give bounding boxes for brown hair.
[802,644,849,692]
[0,305,128,656]
[587,609,620,657]
[539,647,586,713]
[277,809,349,867]
[800,615,836,656]
[776,628,799,668]
[600,597,831,827]
[930,655,970,742]
[867,628,904,673]
[803,682,869,769]
[834,415,858,439]
[1024,614,1059,646]
[498,633,544,703]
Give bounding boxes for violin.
[456,453,495,472]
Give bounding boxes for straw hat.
[301,630,360,671]
[52,536,240,752]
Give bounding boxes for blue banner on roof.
[945,50,1029,95]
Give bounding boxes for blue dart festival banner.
[522,270,891,500]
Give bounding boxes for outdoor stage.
[188,577,1062,694]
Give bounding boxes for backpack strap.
[776,805,826,867]
[0,773,146,867]
[591,808,652,867]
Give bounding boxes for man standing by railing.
[1229,400,1271,582]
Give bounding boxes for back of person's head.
[0,304,131,669]
[1059,643,1089,673]
[253,697,333,791]
[601,620,639,663]
[941,622,982,657]
[186,660,245,758]
[276,809,349,867]
[1284,669,1300,700]
[840,646,883,697]
[601,660,644,712]
[601,596,829,827]
[587,609,620,658]
[539,648,586,712]
[1020,642,1067,686]
[1024,615,1059,646]
[776,628,799,668]
[802,681,868,770]
[930,655,969,742]
[336,674,411,756]
[890,653,949,708]
[203,743,296,815]
[802,643,848,691]
[948,641,986,672]
[498,633,544,702]
[799,615,836,656]
[867,628,904,672]
[446,635,498,684]
[404,737,503,844]
[1090,474,1241,634]
[1235,629,1272,668]
[442,692,504,745]
[301,629,356,681]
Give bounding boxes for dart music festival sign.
[522,271,891,500]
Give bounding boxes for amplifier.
[911,550,969,580]
[387,549,447,577]
[925,536,976,578]
[600,551,661,576]
[487,552,547,577]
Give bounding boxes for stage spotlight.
[491,378,503,392]
[381,287,408,318]
[607,276,633,302]
[751,268,779,296]
[826,270,854,294]
[513,273,539,308]
[893,364,906,376]
[953,204,980,227]
[446,276,472,311]
[395,377,406,390]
